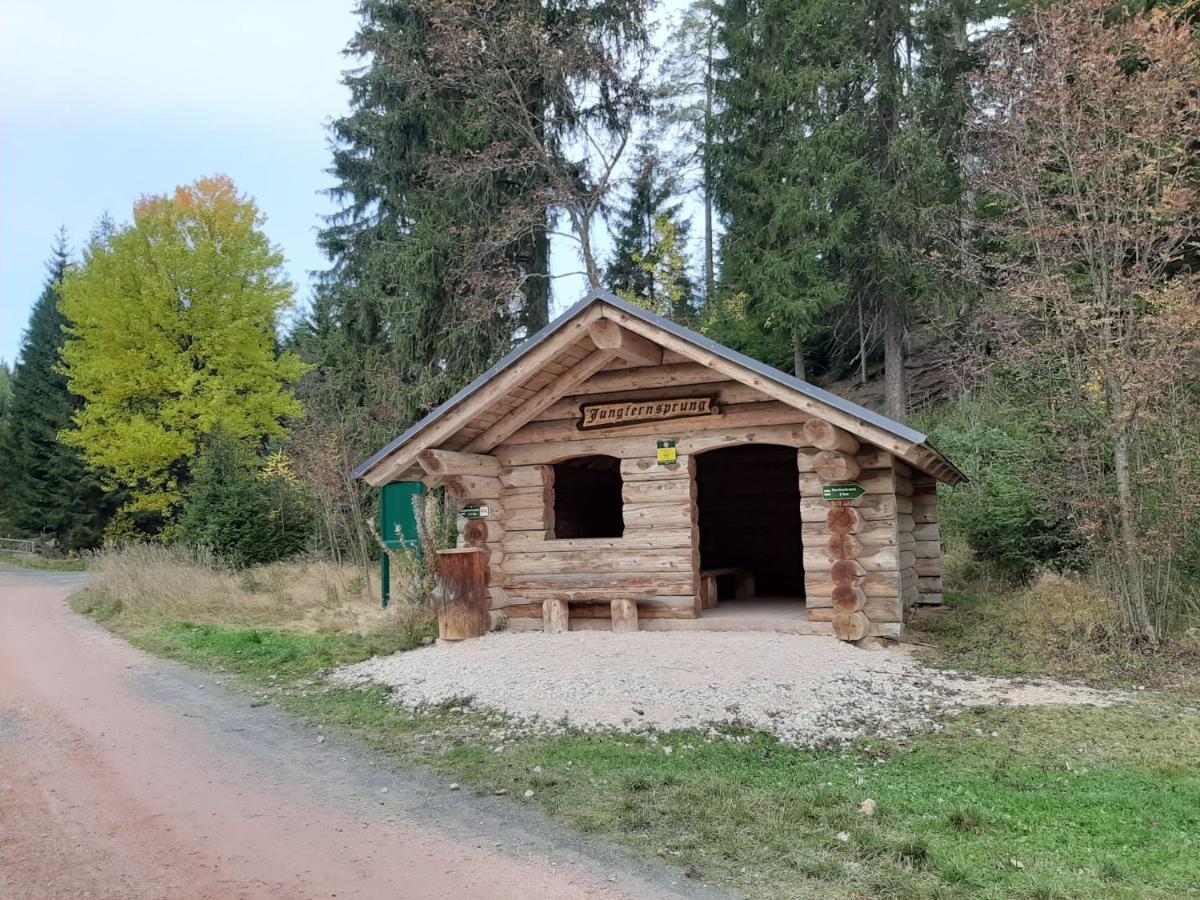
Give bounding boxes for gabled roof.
[355,290,965,485]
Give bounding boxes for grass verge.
[75,592,1200,900]
[0,550,89,571]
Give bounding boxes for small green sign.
[656,439,678,465]
[461,504,491,519]
[822,483,866,501]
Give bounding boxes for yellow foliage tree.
[58,176,307,526]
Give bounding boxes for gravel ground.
[332,631,1121,748]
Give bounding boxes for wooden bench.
[699,567,756,610]
[541,590,658,634]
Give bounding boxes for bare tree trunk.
[523,218,550,333]
[1109,376,1155,644]
[883,292,906,421]
[857,297,868,385]
[574,207,602,289]
[793,331,806,380]
[703,16,716,306]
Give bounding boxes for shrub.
[921,395,1080,583]
[177,431,312,567]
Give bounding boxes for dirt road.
[0,567,720,900]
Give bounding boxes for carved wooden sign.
[578,396,719,430]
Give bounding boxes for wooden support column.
[543,596,569,634]
[820,499,869,642]
[610,597,639,633]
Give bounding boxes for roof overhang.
[354,290,966,486]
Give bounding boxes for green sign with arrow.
[822,483,866,501]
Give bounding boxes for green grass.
[75,604,1200,900]
[0,550,89,571]
[70,591,435,678]
[287,686,1200,899]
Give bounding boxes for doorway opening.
[695,444,805,608]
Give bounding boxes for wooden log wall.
[428,358,938,636]
[911,476,943,605]
[798,421,906,640]
[447,451,701,625]
[497,456,699,623]
[485,361,814,626]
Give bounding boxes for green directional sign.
[822,483,866,501]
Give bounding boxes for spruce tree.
[710,0,981,403]
[0,360,12,420]
[177,432,312,568]
[605,145,698,320]
[315,0,534,428]
[0,235,117,549]
[711,0,873,377]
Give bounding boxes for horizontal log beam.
[416,449,501,477]
[534,380,770,423]
[503,528,694,552]
[505,400,807,446]
[587,319,663,367]
[495,424,813,465]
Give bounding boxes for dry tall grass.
[87,544,430,636]
[914,569,1200,689]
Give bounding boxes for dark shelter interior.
[695,444,805,599]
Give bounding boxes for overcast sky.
[0,1,686,367]
[0,1,357,364]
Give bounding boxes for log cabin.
[355,291,964,642]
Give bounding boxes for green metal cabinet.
[379,481,426,607]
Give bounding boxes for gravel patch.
[331,631,1121,748]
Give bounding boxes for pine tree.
[315,0,533,428]
[605,145,698,320]
[710,0,981,404]
[0,234,117,549]
[177,431,312,568]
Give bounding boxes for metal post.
[381,551,390,609]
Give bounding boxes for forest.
[1,0,1198,647]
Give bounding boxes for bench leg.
[610,597,638,633]
[700,575,718,610]
[735,571,755,602]
[543,597,569,634]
